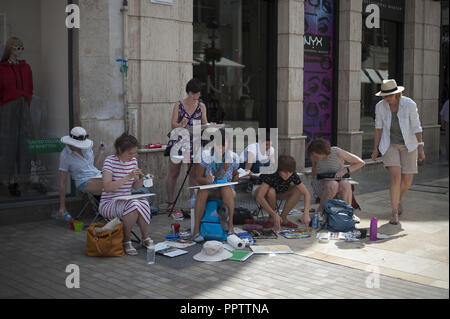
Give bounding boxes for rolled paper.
[227,234,245,250]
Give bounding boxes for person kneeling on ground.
[253,155,311,232]
[192,132,240,242]
[58,127,105,218]
[308,138,365,220]
[99,133,152,256]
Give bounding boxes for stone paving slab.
[0,217,448,299]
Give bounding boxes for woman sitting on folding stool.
[191,132,240,243]
[308,138,365,220]
[99,133,152,256]
[58,127,105,219]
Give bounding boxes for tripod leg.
[168,162,194,217]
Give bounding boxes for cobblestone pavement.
[0,217,448,299]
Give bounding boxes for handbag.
[85,222,125,257]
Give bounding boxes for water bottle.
[190,192,196,233]
[312,212,318,229]
[370,217,378,242]
[147,240,155,265]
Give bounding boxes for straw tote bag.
[85,222,125,257]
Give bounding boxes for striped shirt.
[101,155,137,200]
[99,155,151,224]
[316,147,344,175]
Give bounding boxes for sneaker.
[352,214,360,223]
[172,211,184,221]
[192,233,204,243]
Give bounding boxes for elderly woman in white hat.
[58,127,105,218]
[371,79,425,225]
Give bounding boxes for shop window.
[361,19,403,159]
[0,0,71,202]
[193,0,274,131]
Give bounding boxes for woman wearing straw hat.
[0,37,34,197]
[371,79,425,225]
[59,127,105,218]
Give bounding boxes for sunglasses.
[70,133,89,141]
[13,46,24,51]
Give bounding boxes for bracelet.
[418,142,424,146]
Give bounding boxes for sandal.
[123,241,138,255]
[389,213,399,225]
[142,237,153,248]
[281,221,298,228]
[192,233,204,243]
[398,203,403,216]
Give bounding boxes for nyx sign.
[304,34,331,56]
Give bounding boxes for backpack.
[200,199,228,241]
[233,207,254,225]
[321,199,356,232]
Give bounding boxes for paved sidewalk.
[0,161,448,299]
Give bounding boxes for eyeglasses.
[70,133,89,141]
[13,46,24,51]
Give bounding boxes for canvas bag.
[321,199,356,232]
[200,199,228,241]
[85,222,125,257]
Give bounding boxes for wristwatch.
[418,142,425,146]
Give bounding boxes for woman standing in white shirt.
[371,80,425,225]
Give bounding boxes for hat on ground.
[61,127,93,149]
[193,240,233,262]
[375,79,405,97]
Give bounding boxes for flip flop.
[281,221,298,228]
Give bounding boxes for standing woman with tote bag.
[0,37,35,197]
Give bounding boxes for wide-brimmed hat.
[61,127,93,149]
[193,241,232,262]
[375,79,405,97]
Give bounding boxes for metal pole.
[121,0,129,133]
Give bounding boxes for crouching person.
[253,155,311,232]
[192,132,240,243]
[99,133,152,255]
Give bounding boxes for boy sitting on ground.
[253,154,311,232]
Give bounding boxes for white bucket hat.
[61,127,93,149]
[375,79,405,97]
[193,241,232,262]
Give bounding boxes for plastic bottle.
[51,211,73,222]
[312,211,319,229]
[147,240,155,265]
[370,217,378,241]
[190,192,196,233]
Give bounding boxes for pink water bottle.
[370,217,378,241]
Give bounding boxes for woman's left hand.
[418,146,426,162]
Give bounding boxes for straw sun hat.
[61,127,93,149]
[193,241,232,262]
[375,79,405,97]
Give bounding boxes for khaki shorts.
[382,144,418,174]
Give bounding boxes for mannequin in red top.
[0,37,35,197]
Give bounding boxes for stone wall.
[403,0,441,161]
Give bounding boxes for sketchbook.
[250,245,293,254]
[114,193,156,201]
[189,182,238,190]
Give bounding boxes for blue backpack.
[321,199,356,232]
[200,199,228,241]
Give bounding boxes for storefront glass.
[0,0,71,203]
[193,0,274,131]
[361,0,404,159]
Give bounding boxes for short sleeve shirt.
[240,143,275,164]
[200,150,240,184]
[59,146,101,188]
[255,172,302,194]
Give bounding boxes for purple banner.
[303,0,334,147]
